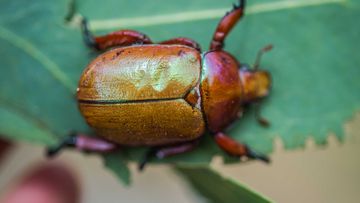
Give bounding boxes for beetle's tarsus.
[246,146,270,163]
[138,161,146,171]
[81,18,99,50]
[234,0,245,9]
[46,135,77,158]
[46,145,62,157]
[138,148,157,171]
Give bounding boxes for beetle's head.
[239,45,273,102]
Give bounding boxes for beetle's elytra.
[78,46,205,146]
[48,0,273,169]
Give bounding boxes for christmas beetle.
[48,0,273,169]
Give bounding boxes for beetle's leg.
[81,18,152,50]
[254,101,270,127]
[158,37,201,51]
[139,141,199,171]
[214,132,270,163]
[210,0,246,50]
[47,132,117,157]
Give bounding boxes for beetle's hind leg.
[158,38,201,51]
[214,132,270,163]
[139,140,199,171]
[81,18,152,51]
[47,132,117,157]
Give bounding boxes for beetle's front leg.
[210,0,246,50]
[139,140,199,171]
[81,19,152,50]
[47,132,117,157]
[214,132,270,163]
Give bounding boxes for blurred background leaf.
[0,0,359,200]
[175,165,272,203]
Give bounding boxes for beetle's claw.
[257,117,270,128]
[138,148,157,171]
[138,153,150,171]
[233,0,245,9]
[138,161,147,171]
[46,143,66,158]
[138,156,151,171]
[232,3,237,9]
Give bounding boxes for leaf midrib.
[88,0,347,30]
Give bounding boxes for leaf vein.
[0,26,76,92]
[89,0,347,30]
[0,98,58,141]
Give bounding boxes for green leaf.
[176,165,272,203]
[0,0,359,194]
[104,152,131,185]
[0,0,89,146]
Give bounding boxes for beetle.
[47,0,273,170]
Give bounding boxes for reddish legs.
[81,19,152,50]
[159,37,201,51]
[210,0,246,50]
[139,141,199,171]
[82,19,203,51]
[47,133,117,157]
[214,132,269,163]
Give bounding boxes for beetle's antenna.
[246,146,270,163]
[253,44,273,70]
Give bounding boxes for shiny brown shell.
[77,45,205,146]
